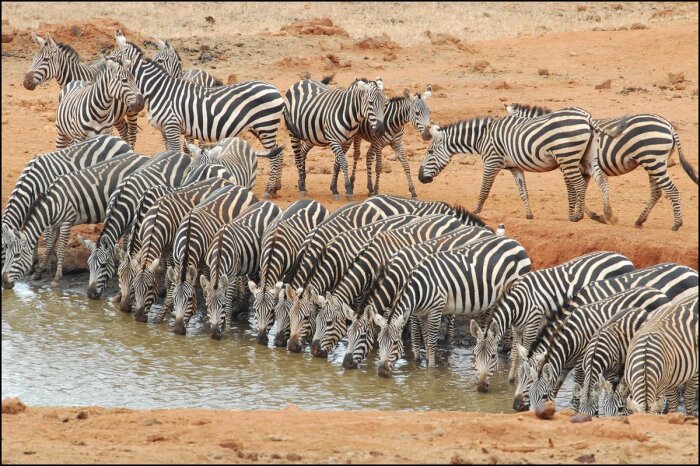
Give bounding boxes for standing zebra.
[80,150,192,299]
[372,236,531,376]
[342,227,497,370]
[55,59,144,148]
[524,286,670,414]
[2,153,149,288]
[186,137,284,196]
[471,251,635,392]
[130,178,234,322]
[513,262,698,412]
[348,86,432,198]
[418,109,628,222]
[575,306,655,416]
[624,293,698,414]
[201,201,281,339]
[167,184,258,335]
[250,199,329,346]
[505,103,698,230]
[151,38,223,88]
[114,32,286,198]
[24,33,140,148]
[284,77,387,199]
[2,135,131,268]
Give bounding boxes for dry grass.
[2,1,697,46]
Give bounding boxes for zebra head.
[574,380,601,417]
[200,274,228,340]
[81,235,117,300]
[471,319,500,393]
[405,85,432,140]
[513,345,545,411]
[343,305,377,370]
[599,380,630,417]
[2,229,33,289]
[373,308,407,378]
[187,142,222,173]
[504,102,551,119]
[151,38,182,78]
[418,125,448,183]
[527,362,558,414]
[286,285,318,353]
[104,59,145,114]
[170,264,198,335]
[131,257,161,322]
[250,280,283,345]
[273,287,292,347]
[115,247,135,312]
[311,292,353,357]
[24,33,59,90]
[354,77,387,138]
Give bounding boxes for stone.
[595,79,612,90]
[2,397,26,414]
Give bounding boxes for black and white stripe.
[151,38,223,88]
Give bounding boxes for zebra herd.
[1,29,698,418]
[15,30,697,228]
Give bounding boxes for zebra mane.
[179,210,195,283]
[208,75,224,87]
[527,311,569,364]
[444,202,488,229]
[126,40,171,76]
[20,191,48,230]
[358,261,388,314]
[511,103,551,115]
[388,95,408,103]
[57,43,81,61]
[439,116,491,132]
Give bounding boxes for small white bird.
[496,223,506,237]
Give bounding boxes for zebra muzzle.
[210,327,222,340]
[87,285,101,300]
[128,95,145,113]
[173,318,187,335]
[417,167,433,184]
[23,73,37,90]
[421,128,432,141]
[377,361,393,378]
[287,335,303,353]
[310,340,327,358]
[371,121,386,138]
[273,330,289,348]
[513,394,529,412]
[342,353,358,370]
[2,273,15,289]
[256,329,269,346]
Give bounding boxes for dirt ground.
[1,2,698,464]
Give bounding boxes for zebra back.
[188,137,258,189]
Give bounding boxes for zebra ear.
[572,382,581,398]
[428,124,442,140]
[354,79,369,91]
[199,274,210,291]
[487,320,499,339]
[599,379,611,393]
[107,59,119,71]
[315,294,327,308]
[186,142,200,156]
[526,365,538,381]
[618,380,630,398]
[208,146,224,158]
[186,265,197,283]
[77,235,96,251]
[469,320,483,339]
[149,257,160,272]
[403,88,411,99]
[273,281,283,294]
[154,37,167,51]
[517,344,529,361]
[342,303,355,321]
[166,265,175,283]
[31,32,46,48]
[625,396,642,414]
[247,280,258,295]
[375,77,384,91]
[534,352,546,365]
[422,85,432,100]
[45,34,57,48]
[285,284,297,301]
[113,245,126,262]
[115,30,127,48]
[219,274,229,289]
[368,306,386,328]
[542,363,555,382]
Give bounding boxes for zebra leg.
[126,112,139,149]
[162,124,183,152]
[115,118,130,146]
[408,315,422,361]
[684,373,698,415]
[373,147,384,197]
[350,135,361,191]
[587,158,617,224]
[55,131,70,149]
[292,139,309,196]
[33,227,58,280]
[654,169,683,231]
[182,135,195,155]
[421,311,441,368]
[506,168,534,219]
[444,315,455,344]
[558,157,587,222]
[474,165,502,214]
[635,175,662,229]
[391,139,417,198]
[570,363,585,411]
[329,141,353,200]
[50,222,72,287]
[507,328,525,384]
[365,144,376,196]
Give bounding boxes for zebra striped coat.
[81,150,192,299]
[372,236,531,375]
[419,109,627,222]
[2,152,149,288]
[201,201,282,338]
[55,59,144,148]
[472,251,635,392]
[24,34,140,148]
[624,293,698,414]
[168,184,258,335]
[2,135,131,267]
[250,199,329,346]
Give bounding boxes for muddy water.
[2,276,573,412]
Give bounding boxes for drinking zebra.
[2,153,149,288]
[80,150,192,299]
[624,293,698,414]
[284,77,387,199]
[418,108,628,221]
[168,184,258,335]
[372,236,531,376]
[55,59,144,148]
[1,135,131,269]
[471,251,635,392]
[201,201,281,338]
[151,38,223,88]
[250,200,329,346]
[505,103,698,230]
[348,85,433,198]
[24,33,140,148]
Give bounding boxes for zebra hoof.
[332,194,340,201]
[525,214,534,220]
[262,192,272,200]
[634,220,645,229]
[345,194,353,201]
[671,222,682,231]
[411,193,418,199]
[299,190,307,198]
[50,280,61,287]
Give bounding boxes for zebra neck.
[23,195,69,248]
[85,73,117,117]
[448,118,491,155]
[385,98,411,131]
[131,55,182,102]
[56,52,94,87]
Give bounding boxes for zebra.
[342,227,497,370]
[347,85,433,198]
[201,201,281,339]
[151,38,223,88]
[79,150,192,299]
[574,306,654,416]
[55,58,144,148]
[624,293,698,414]
[417,108,628,222]
[114,32,286,197]
[284,77,388,199]
[250,200,329,346]
[24,33,141,148]
[186,137,284,197]
[513,262,699,412]
[2,152,149,288]
[524,286,670,415]
[505,104,698,230]
[371,236,531,376]
[1,135,131,269]
[310,213,479,358]
[167,184,258,335]
[597,378,631,417]
[130,178,234,322]
[471,251,635,392]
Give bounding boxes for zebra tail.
[673,128,698,184]
[283,107,304,140]
[320,74,335,85]
[254,146,284,160]
[590,114,629,138]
